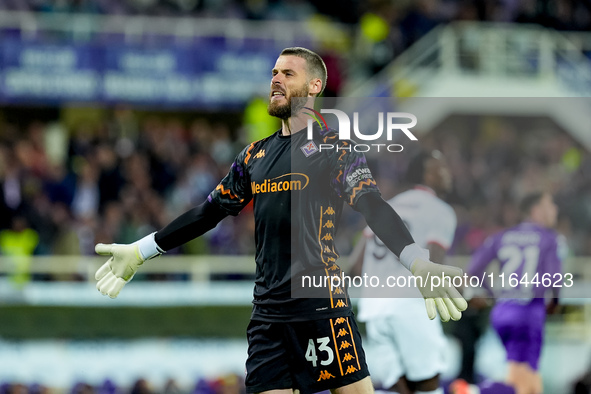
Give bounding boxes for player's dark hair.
[280,47,327,96]
[406,150,432,185]
[520,192,544,215]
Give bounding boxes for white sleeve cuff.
[399,243,430,271]
[136,232,164,261]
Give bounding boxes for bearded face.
[268,81,310,120]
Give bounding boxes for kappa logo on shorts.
[321,233,333,241]
[345,365,358,374]
[336,328,349,338]
[335,299,346,308]
[300,141,319,157]
[339,340,352,350]
[323,220,334,229]
[334,317,346,325]
[317,370,335,381]
[342,353,355,362]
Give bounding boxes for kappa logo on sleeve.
[300,141,319,157]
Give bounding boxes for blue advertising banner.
[1,40,101,102]
[0,39,279,108]
[102,45,199,104]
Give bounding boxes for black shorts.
[245,315,370,394]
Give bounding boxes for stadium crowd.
[0,110,257,261]
[0,108,589,276]
[3,0,591,31]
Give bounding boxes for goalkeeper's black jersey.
[209,125,380,322]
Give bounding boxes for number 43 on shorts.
[305,337,334,367]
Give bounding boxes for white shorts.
[362,298,446,388]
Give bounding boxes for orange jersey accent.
[348,179,377,205]
[215,184,244,202]
[243,143,255,164]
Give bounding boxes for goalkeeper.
[95,47,466,394]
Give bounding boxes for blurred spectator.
[71,160,100,220]
[71,382,96,394]
[573,369,591,393]
[1,383,29,394]
[211,123,235,167]
[163,379,182,394]
[50,202,82,256]
[130,379,153,394]
[97,144,125,208]
[96,379,118,394]
[399,0,442,49]
[29,383,50,394]
[266,0,316,21]
[319,49,345,97]
[44,163,76,206]
[243,96,281,144]
[0,215,39,286]
[355,6,396,76]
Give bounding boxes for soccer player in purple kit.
[450,192,566,394]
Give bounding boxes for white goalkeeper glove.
[401,243,468,322]
[94,232,163,298]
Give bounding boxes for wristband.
[135,232,164,261]
[399,243,430,271]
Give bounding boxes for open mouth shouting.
[270,89,286,102]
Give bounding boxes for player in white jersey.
[352,150,457,394]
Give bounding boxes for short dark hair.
[280,47,327,96]
[520,192,544,215]
[406,150,442,185]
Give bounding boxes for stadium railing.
[1,255,590,340]
[0,254,589,299]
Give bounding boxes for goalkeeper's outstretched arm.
[354,192,467,321]
[354,192,421,267]
[154,199,228,251]
[94,199,228,298]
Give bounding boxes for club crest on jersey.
[300,141,318,157]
